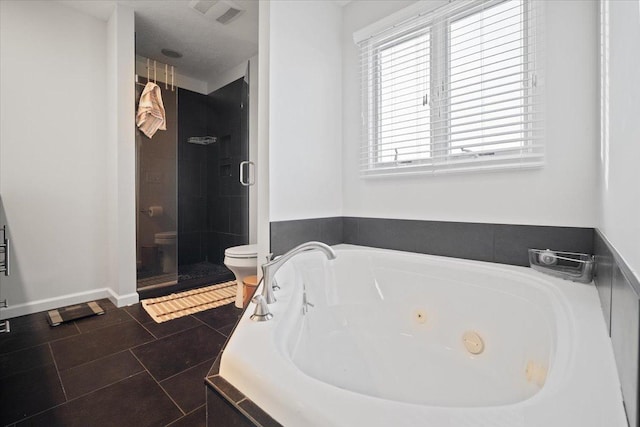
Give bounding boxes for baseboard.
[0,286,141,320]
[107,288,139,307]
[0,288,112,320]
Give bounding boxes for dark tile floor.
[0,298,242,427]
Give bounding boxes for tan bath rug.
[141,281,236,323]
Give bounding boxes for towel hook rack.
[140,58,176,91]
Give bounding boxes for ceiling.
[57,0,352,84]
[58,0,259,83]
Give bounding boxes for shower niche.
[136,72,250,294]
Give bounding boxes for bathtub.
[220,245,627,426]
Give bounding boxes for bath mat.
[141,281,236,323]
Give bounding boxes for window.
[358,0,542,176]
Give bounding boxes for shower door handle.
[239,161,255,186]
[0,226,8,276]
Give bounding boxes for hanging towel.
[136,81,166,138]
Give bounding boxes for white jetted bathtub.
[220,245,627,426]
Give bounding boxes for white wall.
[268,0,343,221]
[0,1,112,317]
[257,0,271,275]
[599,0,640,278]
[248,56,259,244]
[341,0,599,227]
[106,3,138,307]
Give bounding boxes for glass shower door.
[207,77,250,267]
[136,78,178,289]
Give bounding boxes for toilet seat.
[224,244,258,259]
[153,231,177,274]
[155,231,176,245]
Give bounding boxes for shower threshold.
[137,262,235,299]
[137,273,177,291]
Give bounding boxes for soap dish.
[528,249,594,283]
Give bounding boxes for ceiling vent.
[188,0,218,15]
[216,5,243,24]
[195,1,244,24]
[189,0,244,24]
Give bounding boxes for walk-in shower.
[135,68,250,295]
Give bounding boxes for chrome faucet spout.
[261,241,336,305]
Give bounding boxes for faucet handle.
[250,295,273,322]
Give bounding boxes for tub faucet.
[265,253,280,291]
[261,241,337,304]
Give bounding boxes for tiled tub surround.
[206,357,281,427]
[271,217,594,267]
[270,217,344,256]
[594,230,640,427]
[217,246,626,426]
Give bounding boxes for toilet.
[224,244,258,308]
[154,231,177,273]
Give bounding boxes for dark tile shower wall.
[177,79,249,268]
[178,89,212,266]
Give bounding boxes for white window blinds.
[358,0,543,176]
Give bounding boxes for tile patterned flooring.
[0,298,242,427]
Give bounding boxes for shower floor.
[178,261,231,281]
[137,262,231,285]
[137,261,235,298]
